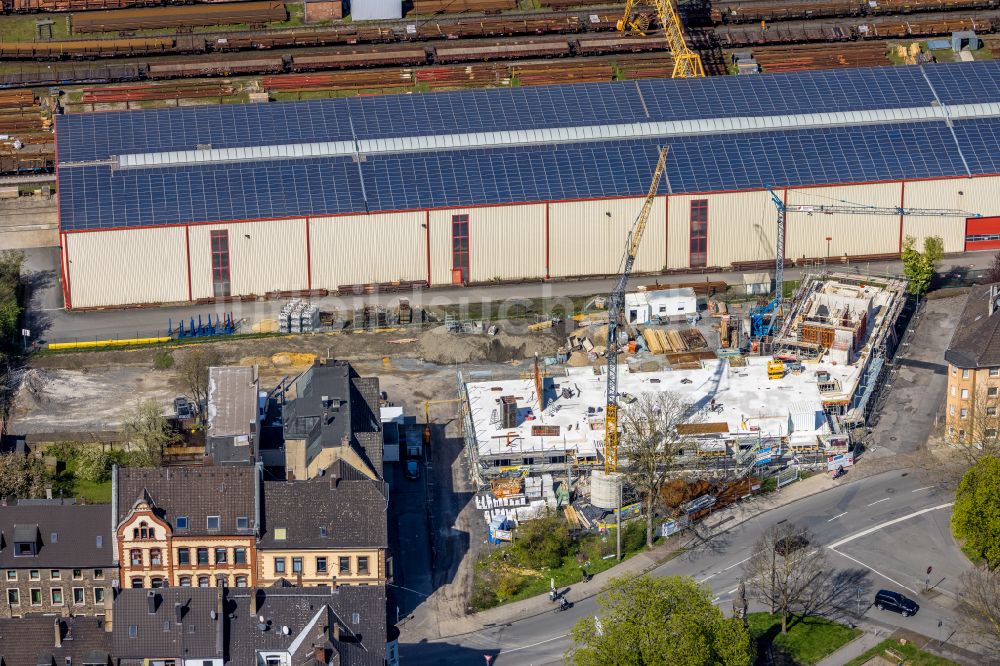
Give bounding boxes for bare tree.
[960,565,1000,652]
[121,399,177,467]
[983,251,1000,285]
[743,522,828,634]
[177,347,222,421]
[946,390,1000,467]
[618,392,693,548]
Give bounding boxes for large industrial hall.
[55,60,1000,309]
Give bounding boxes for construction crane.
[604,146,669,475]
[749,188,979,338]
[617,0,705,78]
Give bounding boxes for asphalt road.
[402,470,972,665]
[20,248,993,344]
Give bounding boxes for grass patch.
[843,638,959,666]
[748,613,861,665]
[0,14,71,41]
[52,456,112,504]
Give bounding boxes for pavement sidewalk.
[815,630,883,666]
[406,471,846,641]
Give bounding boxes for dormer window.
[15,541,35,556]
[13,524,37,557]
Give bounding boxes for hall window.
[689,200,708,268]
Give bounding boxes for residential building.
[228,585,388,666]
[944,283,1000,443]
[257,461,389,588]
[206,365,261,466]
[282,359,383,481]
[113,466,259,589]
[0,616,112,666]
[0,501,114,618]
[111,587,224,666]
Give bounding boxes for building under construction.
[460,271,908,488]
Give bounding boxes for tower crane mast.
[604,146,669,475]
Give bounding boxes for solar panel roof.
[56,61,1000,232]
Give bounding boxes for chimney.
[104,588,114,632]
[333,624,341,641]
[329,465,340,489]
[174,602,183,625]
[53,618,62,648]
[215,585,225,657]
[147,590,157,615]
[313,645,325,663]
[250,588,258,615]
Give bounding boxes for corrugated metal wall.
[310,212,425,289]
[189,219,308,300]
[66,227,188,308]
[428,205,546,285]
[666,191,776,269]
[548,197,665,278]
[905,176,1000,253]
[786,183,901,259]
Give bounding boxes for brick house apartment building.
[0,501,115,619]
[945,283,1000,443]
[113,466,258,589]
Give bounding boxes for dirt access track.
[10,322,564,435]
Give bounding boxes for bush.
[621,519,647,554]
[511,513,572,569]
[153,350,175,370]
[75,448,113,483]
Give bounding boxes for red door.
[966,217,1000,251]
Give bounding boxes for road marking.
[727,587,739,594]
[827,502,955,549]
[829,548,918,595]
[498,634,568,655]
[911,486,934,493]
[828,512,848,522]
[699,552,757,583]
[867,498,891,507]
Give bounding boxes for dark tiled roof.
[115,466,257,536]
[258,475,387,549]
[0,616,111,666]
[945,284,1000,368]
[283,360,384,479]
[0,502,113,568]
[112,588,223,659]
[228,586,386,666]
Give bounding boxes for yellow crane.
[617,0,705,78]
[604,146,669,474]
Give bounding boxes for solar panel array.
[56,61,1000,231]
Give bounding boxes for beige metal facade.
[310,212,426,289]
[428,204,546,284]
[65,226,188,308]
[62,177,997,309]
[548,197,665,278]
[189,219,309,299]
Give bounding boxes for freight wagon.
[434,39,571,62]
[71,1,286,33]
[146,57,284,78]
[290,48,430,70]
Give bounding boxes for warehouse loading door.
[965,217,1000,251]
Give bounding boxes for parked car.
[874,589,919,617]
[774,533,809,556]
[405,460,420,480]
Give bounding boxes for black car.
[774,534,809,556]
[874,589,919,617]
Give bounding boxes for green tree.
[567,575,754,666]
[121,399,177,467]
[75,447,114,483]
[0,249,24,358]
[0,451,48,498]
[901,235,944,296]
[952,456,1000,568]
[511,512,571,569]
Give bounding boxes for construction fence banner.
[777,467,800,488]
[660,515,690,538]
[827,451,855,471]
[492,529,513,542]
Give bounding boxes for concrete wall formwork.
[428,204,546,285]
[309,212,426,289]
[666,191,778,269]
[189,218,308,300]
[785,183,901,260]
[65,226,188,308]
[548,197,665,278]
[904,176,1000,253]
